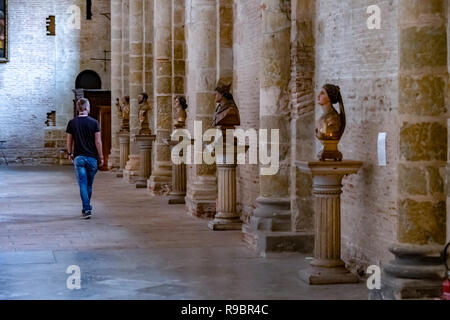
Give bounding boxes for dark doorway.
[75,70,102,89]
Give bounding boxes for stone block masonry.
[0,0,111,165]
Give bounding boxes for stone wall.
[397,0,448,247]
[314,0,400,269]
[233,0,261,222]
[0,0,110,165]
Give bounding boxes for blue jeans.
[74,156,98,212]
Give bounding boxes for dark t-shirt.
[66,116,100,159]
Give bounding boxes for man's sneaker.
[81,210,91,220]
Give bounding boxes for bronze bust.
[138,93,152,135]
[174,96,188,129]
[212,80,240,128]
[315,84,346,161]
[117,96,130,133]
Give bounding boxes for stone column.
[118,132,130,178]
[378,1,448,300]
[242,0,311,254]
[109,0,122,170]
[297,160,363,284]
[144,0,154,111]
[123,0,144,183]
[289,0,316,235]
[148,0,173,195]
[216,0,233,85]
[208,129,242,230]
[136,135,156,188]
[185,0,218,218]
[122,0,130,97]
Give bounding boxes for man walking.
[66,98,104,219]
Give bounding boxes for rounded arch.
[75,70,102,89]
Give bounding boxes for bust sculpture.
[315,84,346,161]
[138,93,152,135]
[212,80,240,128]
[173,96,188,129]
[117,96,130,133]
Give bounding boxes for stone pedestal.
[135,135,156,189]
[164,139,187,204]
[297,160,363,285]
[117,133,130,178]
[371,244,446,300]
[208,135,242,231]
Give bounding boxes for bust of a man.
[138,93,152,135]
[118,96,130,132]
[212,80,240,128]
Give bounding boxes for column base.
[148,166,172,196]
[116,170,123,178]
[186,197,216,219]
[299,265,360,285]
[242,224,314,254]
[168,193,186,204]
[376,244,446,300]
[250,197,291,231]
[135,179,148,189]
[241,197,312,254]
[123,155,140,184]
[108,149,120,171]
[208,217,242,231]
[123,169,140,184]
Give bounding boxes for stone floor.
[0,166,369,300]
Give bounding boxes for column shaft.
[185,0,218,218]
[109,0,122,169]
[148,0,173,195]
[123,0,144,183]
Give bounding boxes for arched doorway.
[75,70,102,89]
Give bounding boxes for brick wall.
[0,0,110,165]
[233,0,261,222]
[314,0,399,269]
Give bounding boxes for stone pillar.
[242,0,312,254]
[136,135,156,188]
[122,0,130,97]
[289,0,316,235]
[185,0,218,218]
[148,0,173,195]
[378,1,448,300]
[123,0,144,183]
[216,0,233,84]
[208,129,242,230]
[109,0,122,170]
[118,133,130,178]
[144,0,154,112]
[297,161,363,284]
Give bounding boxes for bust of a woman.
[174,96,188,128]
[315,84,346,161]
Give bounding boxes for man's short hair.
[77,98,90,112]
